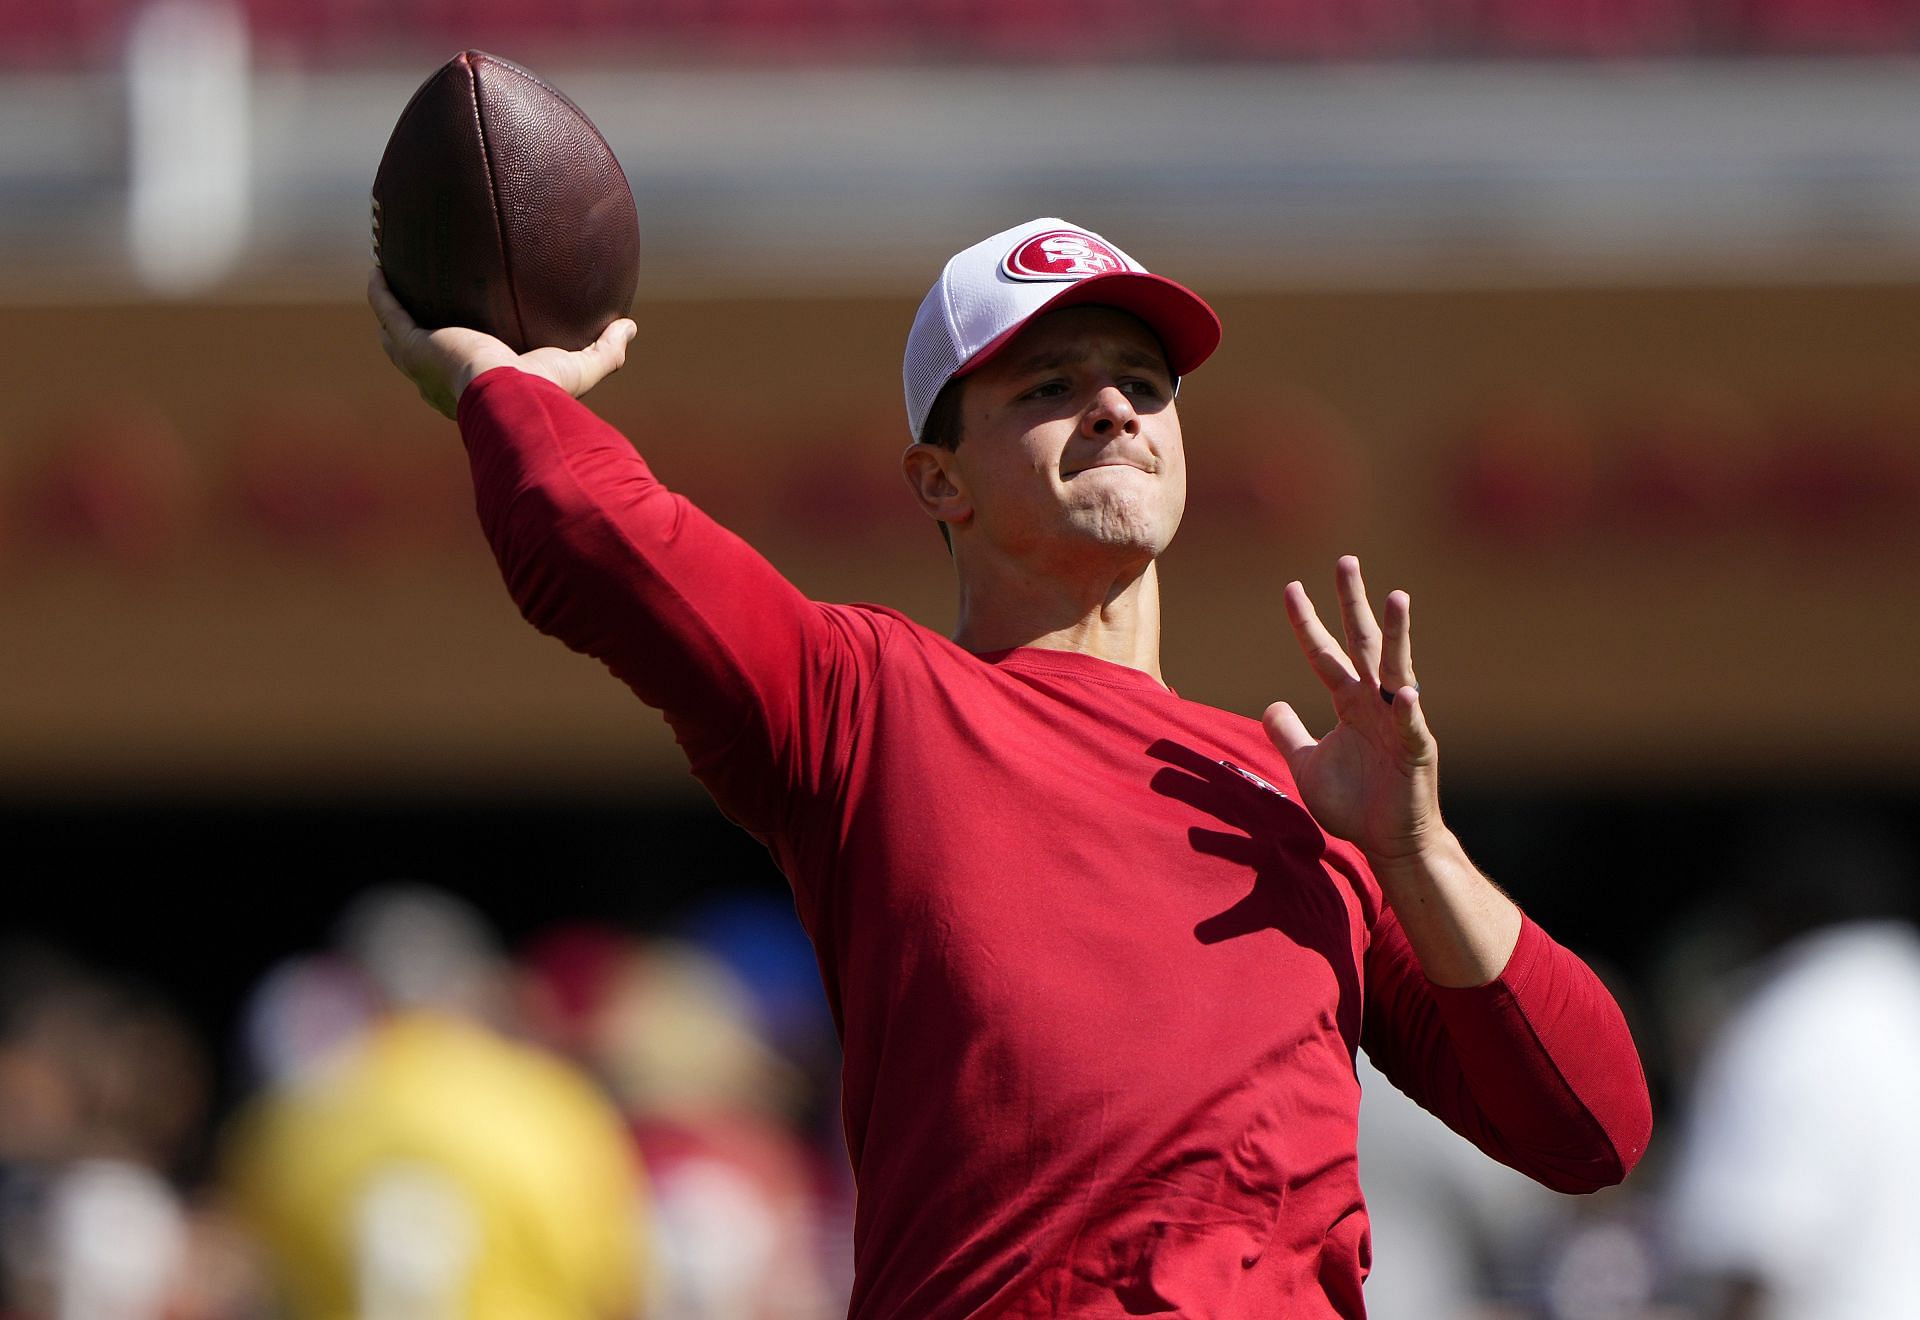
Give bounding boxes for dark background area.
[13,780,1916,1127]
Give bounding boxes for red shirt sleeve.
[455,368,887,865]
[1360,910,1654,1193]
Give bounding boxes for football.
[371,50,639,354]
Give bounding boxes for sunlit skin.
[901,306,1183,683]
[370,269,1522,987]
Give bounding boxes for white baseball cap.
[902,216,1223,442]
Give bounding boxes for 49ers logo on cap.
[1002,229,1127,282]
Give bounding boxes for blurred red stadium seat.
[0,0,137,67]
[1738,0,1920,53]
[11,0,1920,71]
[1474,0,1696,57]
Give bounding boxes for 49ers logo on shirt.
[1001,229,1127,282]
[1216,759,1285,797]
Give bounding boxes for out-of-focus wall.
[8,28,1920,795]
[4,282,1916,792]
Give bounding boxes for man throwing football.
[371,216,1649,1319]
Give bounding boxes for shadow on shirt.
[1147,738,1364,1054]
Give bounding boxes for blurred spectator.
[672,893,840,1110]
[524,925,838,1320]
[1356,1052,1569,1317]
[1531,1187,1682,1320]
[222,886,646,1319]
[237,951,377,1090]
[1662,809,1920,1320]
[0,941,222,1318]
[672,894,855,1310]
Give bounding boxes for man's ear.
[902,443,970,531]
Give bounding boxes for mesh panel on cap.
[903,264,967,442]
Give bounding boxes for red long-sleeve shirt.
[457,369,1651,1319]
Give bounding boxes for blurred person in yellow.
[222,886,647,1320]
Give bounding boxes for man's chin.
[1064,515,1176,562]
[1068,495,1180,552]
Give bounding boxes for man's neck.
[952,555,1165,685]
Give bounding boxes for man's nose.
[1083,385,1139,437]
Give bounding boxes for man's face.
[945,306,1186,566]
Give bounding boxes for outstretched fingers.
[1288,558,1428,730]
[1376,584,1433,761]
[1386,680,1437,763]
[1380,588,1417,697]
[1335,555,1383,685]
[1283,579,1360,695]
[1377,584,1429,764]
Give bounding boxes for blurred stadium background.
[5,2,1920,1316]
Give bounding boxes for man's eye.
[1123,380,1165,399]
[1023,381,1068,400]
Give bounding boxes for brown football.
[371,50,639,354]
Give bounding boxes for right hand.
[368,268,638,419]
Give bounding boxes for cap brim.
[955,271,1223,382]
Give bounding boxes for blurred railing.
[9,0,1920,299]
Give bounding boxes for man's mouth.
[1063,458,1157,478]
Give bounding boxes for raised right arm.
[370,271,884,843]
[456,368,887,833]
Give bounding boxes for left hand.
[1263,556,1442,865]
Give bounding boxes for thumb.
[579,317,637,387]
[528,318,637,398]
[602,317,637,356]
[1261,700,1316,776]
